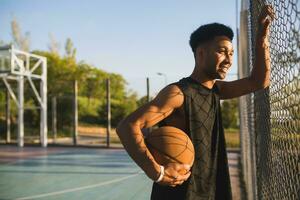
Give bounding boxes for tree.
[137,95,150,107]
[98,91,138,127]
[221,98,238,129]
[48,33,60,55]
[11,17,30,51]
[78,64,108,106]
[65,38,76,59]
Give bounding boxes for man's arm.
[116,84,190,187]
[216,5,275,99]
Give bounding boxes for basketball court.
[0,145,243,200]
[0,146,152,200]
[1,1,298,198]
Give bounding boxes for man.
[116,5,275,200]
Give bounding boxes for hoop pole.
[6,88,11,143]
[40,78,47,147]
[17,76,24,147]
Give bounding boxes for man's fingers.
[159,163,192,187]
[173,171,191,182]
[266,6,275,20]
[258,5,276,36]
[160,170,190,187]
[260,5,275,22]
[183,164,191,171]
[181,171,191,180]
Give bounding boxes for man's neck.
[190,71,216,89]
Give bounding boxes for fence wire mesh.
[239,0,299,199]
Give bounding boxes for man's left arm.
[216,5,275,100]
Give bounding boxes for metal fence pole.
[52,96,57,143]
[6,88,10,143]
[106,78,111,148]
[147,77,150,103]
[73,80,78,145]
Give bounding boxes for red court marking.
[0,146,66,164]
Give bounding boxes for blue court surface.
[0,146,152,200]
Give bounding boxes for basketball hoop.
[0,45,47,147]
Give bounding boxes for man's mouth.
[219,67,229,73]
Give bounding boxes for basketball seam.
[146,142,185,164]
[148,133,194,153]
[147,128,195,165]
[148,141,194,154]
[147,141,194,165]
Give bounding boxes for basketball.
[145,126,195,169]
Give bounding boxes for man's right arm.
[116,84,190,186]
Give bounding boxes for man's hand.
[158,163,191,187]
[258,5,275,39]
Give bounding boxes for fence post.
[73,80,78,145]
[106,78,111,148]
[52,96,57,143]
[147,77,150,103]
[146,77,152,134]
[6,88,10,143]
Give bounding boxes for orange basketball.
[145,126,195,168]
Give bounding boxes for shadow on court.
[0,146,243,200]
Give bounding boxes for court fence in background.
[238,0,299,199]
[0,77,153,148]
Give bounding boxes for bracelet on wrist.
[155,165,164,183]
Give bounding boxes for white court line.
[16,172,142,200]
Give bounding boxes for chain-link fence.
[239,0,299,199]
[0,80,42,144]
[0,76,167,147]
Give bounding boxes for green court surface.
[0,146,152,200]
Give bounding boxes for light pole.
[157,72,168,86]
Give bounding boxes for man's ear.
[195,46,205,65]
[196,47,203,59]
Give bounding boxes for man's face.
[200,36,234,80]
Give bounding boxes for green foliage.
[224,129,240,148]
[78,96,103,124]
[65,38,76,59]
[221,98,238,129]
[0,89,5,105]
[77,63,108,102]
[55,97,73,129]
[32,47,139,127]
[0,89,5,137]
[98,92,138,126]
[137,95,149,107]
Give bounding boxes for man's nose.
[224,53,233,65]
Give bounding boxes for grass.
[77,125,240,148]
[1,122,240,148]
[224,129,240,148]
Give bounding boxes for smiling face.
[196,36,234,80]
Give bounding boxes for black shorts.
[150,181,189,200]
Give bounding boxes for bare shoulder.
[153,84,184,108]
[121,84,184,128]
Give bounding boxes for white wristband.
[155,165,164,183]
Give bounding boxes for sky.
[0,0,240,97]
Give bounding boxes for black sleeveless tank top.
[151,77,232,200]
